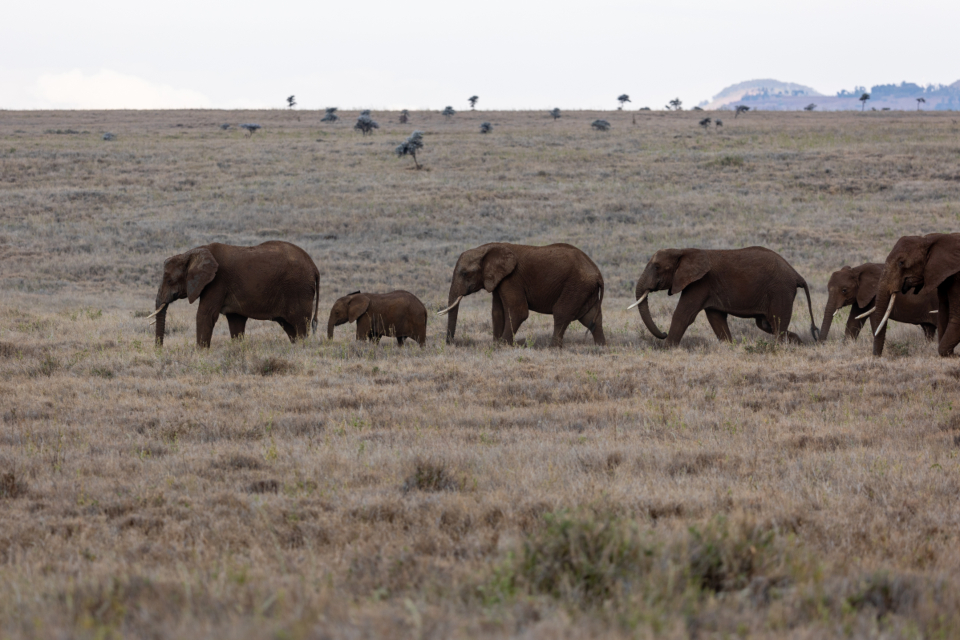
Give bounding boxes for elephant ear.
[923,235,960,293]
[186,248,218,304]
[481,246,517,292]
[856,266,880,309]
[670,250,710,295]
[347,295,370,322]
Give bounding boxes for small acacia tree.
[396,131,424,169]
[240,123,261,135]
[442,106,456,118]
[399,109,410,124]
[550,108,561,121]
[354,115,379,135]
[804,103,817,111]
[715,119,723,128]
[591,119,611,131]
[917,97,926,111]
[468,96,479,109]
[667,98,683,111]
[617,94,631,110]
[321,108,339,123]
[859,93,870,111]
[287,95,296,109]
[699,117,712,130]
[480,122,492,134]
[735,105,749,118]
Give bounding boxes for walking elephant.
[327,290,427,346]
[870,233,960,357]
[819,263,937,342]
[439,242,606,347]
[148,241,320,347]
[630,246,819,345]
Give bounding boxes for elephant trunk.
[637,293,667,339]
[443,283,466,344]
[819,297,840,342]
[327,317,336,340]
[154,305,167,347]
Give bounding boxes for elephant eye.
[842,288,847,293]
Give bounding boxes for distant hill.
[703,79,960,111]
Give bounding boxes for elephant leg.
[921,323,938,341]
[845,306,866,340]
[767,299,798,344]
[938,286,951,341]
[496,282,529,345]
[196,298,220,348]
[665,290,706,347]
[755,317,774,334]
[277,319,298,343]
[356,316,372,341]
[491,292,505,340]
[705,309,732,342]
[576,301,606,346]
[938,281,960,356]
[226,313,247,339]
[551,316,573,348]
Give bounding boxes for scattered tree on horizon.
[715,119,722,128]
[395,131,424,169]
[287,95,296,109]
[917,97,926,111]
[617,94,631,110]
[550,108,561,120]
[667,98,683,111]
[859,93,870,111]
[321,108,339,123]
[354,115,379,135]
[442,106,456,118]
[699,117,712,130]
[479,122,492,134]
[468,96,479,109]
[804,103,817,111]
[735,105,749,118]
[399,109,409,124]
[591,119,611,131]
[360,109,371,116]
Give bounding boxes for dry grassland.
[2,108,960,638]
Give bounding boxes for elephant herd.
[148,233,960,358]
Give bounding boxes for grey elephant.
[148,241,320,347]
[439,242,605,347]
[327,290,427,346]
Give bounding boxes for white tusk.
[437,295,463,316]
[145,303,168,320]
[833,307,842,318]
[148,319,157,326]
[930,310,938,314]
[854,307,876,320]
[627,292,649,310]
[874,294,896,336]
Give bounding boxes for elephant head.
[327,291,366,338]
[631,248,709,339]
[150,247,218,346]
[819,265,879,341]
[439,244,517,343]
[872,234,960,354]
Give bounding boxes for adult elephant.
[819,263,937,342]
[147,241,320,347]
[630,246,819,345]
[870,233,960,357]
[327,290,427,346]
[439,242,606,347]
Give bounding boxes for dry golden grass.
[2,108,960,638]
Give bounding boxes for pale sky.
[2,0,958,110]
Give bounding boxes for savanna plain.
[2,108,960,639]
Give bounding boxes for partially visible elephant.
[819,263,937,342]
[327,290,427,346]
[870,233,960,357]
[631,246,819,345]
[149,241,320,347]
[439,242,605,347]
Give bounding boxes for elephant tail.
[583,280,604,336]
[311,271,320,335]
[799,278,820,342]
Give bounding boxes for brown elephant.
[439,242,605,347]
[148,241,320,347]
[819,263,937,342]
[631,246,819,345]
[327,290,427,346]
[870,233,960,357]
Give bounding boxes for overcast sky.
[2,0,958,110]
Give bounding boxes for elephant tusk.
[874,294,896,336]
[930,310,938,314]
[854,306,876,321]
[833,307,843,318]
[627,292,649,310]
[437,296,463,316]
[145,303,168,320]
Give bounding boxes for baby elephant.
[327,291,427,346]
